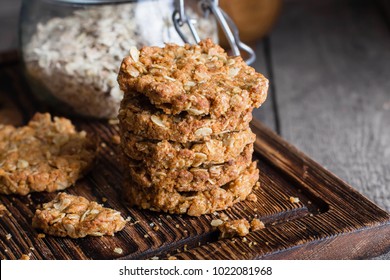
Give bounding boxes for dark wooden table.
[252,0,390,259]
[0,0,389,259]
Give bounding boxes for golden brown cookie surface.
[32,193,126,238]
[123,161,259,216]
[118,39,268,118]
[121,128,256,169]
[0,113,95,195]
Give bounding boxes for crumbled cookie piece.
[219,212,229,221]
[0,204,7,216]
[124,161,259,216]
[0,113,95,195]
[210,219,224,227]
[217,219,250,239]
[217,218,265,239]
[289,196,300,203]
[32,193,126,238]
[114,247,123,254]
[250,218,265,231]
[121,129,255,169]
[19,254,30,260]
[124,144,253,192]
[246,193,257,202]
[111,135,121,145]
[118,39,268,118]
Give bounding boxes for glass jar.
[19,0,219,119]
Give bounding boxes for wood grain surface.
[0,59,389,259]
[269,0,390,214]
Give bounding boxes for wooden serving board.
[0,59,389,260]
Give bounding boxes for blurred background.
[0,0,389,259]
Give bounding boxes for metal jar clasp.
[172,0,256,65]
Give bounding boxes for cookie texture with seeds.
[124,144,253,192]
[118,39,268,118]
[123,161,259,216]
[32,193,126,238]
[119,95,252,143]
[0,113,95,195]
[121,129,256,169]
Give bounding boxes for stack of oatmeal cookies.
[117,39,268,216]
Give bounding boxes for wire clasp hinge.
[173,0,256,65]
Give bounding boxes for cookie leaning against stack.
[118,39,268,216]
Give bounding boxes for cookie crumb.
[153,225,160,231]
[210,219,223,227]
[114,247,123,254]
[102,197,108,203]
[250,218,265,231]
[168,256,177,260]
[219,213,229,221]
[247,193,257,202]
[37,233,46,239]
[217,219,250,239]
[151,256,159,260]
[0,204,7,217]
[109,119,120,125]
[19,254,30,260]
[289,196,300,203]
[6,233,12,240]
[112,135,121,145]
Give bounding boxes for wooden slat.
[269,0,390,217]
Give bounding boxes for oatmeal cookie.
[119,94,252,143]
[118,39,268,118]
[124,144,253,192]
[121,128,256,169]
[123,161,259,216]
[0,113,95,195]
[32,193,126,238]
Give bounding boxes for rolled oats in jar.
[20,0,218,118]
